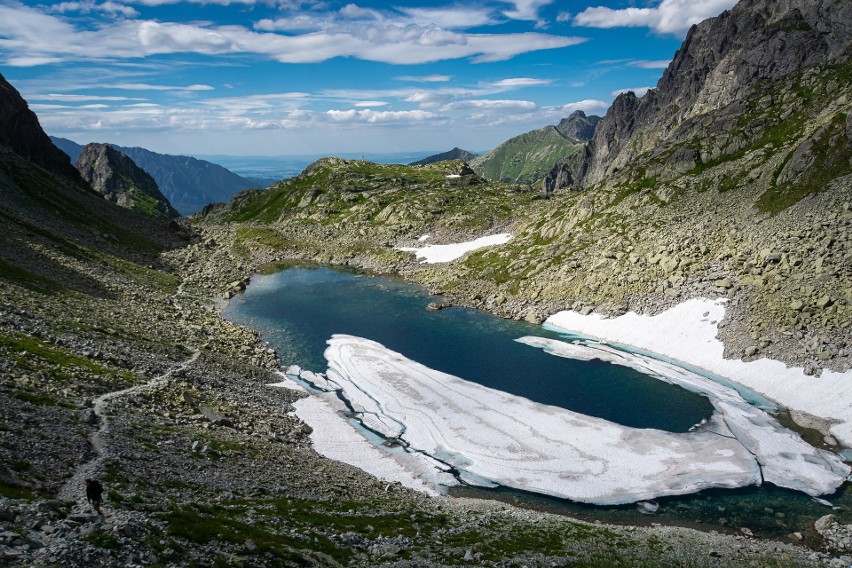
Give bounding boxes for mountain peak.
[76,143,180,221]
[0,72,87,186]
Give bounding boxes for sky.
[1,0,737,156]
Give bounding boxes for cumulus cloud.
[557,99,610,115]
[501,0,554,21]
[611,86,651,97]
[325,109,437,124]
[574,0,736,36]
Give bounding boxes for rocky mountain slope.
[471,111,599,184]
[204,0,850,380]
[52,137,265,215]
[547,0,852,199]
[3,71,829,567]
[76,143,180,221]
[409,147,479,166]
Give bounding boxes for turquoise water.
[223,266,852,538]
[223,267,713,432]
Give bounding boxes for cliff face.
[554,0,852,193]
[555,111,602,143]
[76,143,181,220]
[52,137,259,216]
[0,73,87,186]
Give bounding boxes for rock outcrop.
[75,143,180,221]
[53,137,263,216]
[554,110,601,143]
[548,0,852,193]
[0,73,87,186]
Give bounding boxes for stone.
[714,278,733,289]
[815,514,836,533]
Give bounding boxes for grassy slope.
[470,125,583,184]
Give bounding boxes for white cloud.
[556,11,571,22]
[325,109,437,124]
[395,74,452,83]
[557,99,609,115]
[97,83,215,91]
[353,100,389,107]
[611,86,651,98]
[49,1,139,17]
[0,2,584,68]
[396,6,497,29]
[487,77,552,88]
[501,0,554,21]
[29,93,145,102]
[629,59,671,69]
[128,0,258,5]
[574,0,737,36]
[442,99,537,111]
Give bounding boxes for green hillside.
[470,125,583,184]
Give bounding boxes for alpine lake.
[223,264,852,541]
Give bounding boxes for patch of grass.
[10,390,56,406]
[84,533,120,550]
[0,480,38,500]
[758,112,852,213]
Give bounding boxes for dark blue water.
[223,265,852,539]
[223,267,713,432]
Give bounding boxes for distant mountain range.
[76,143,180,221]
[51,137,272,215]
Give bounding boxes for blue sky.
[1,0,736,156]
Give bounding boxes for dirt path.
[57,350,201,504]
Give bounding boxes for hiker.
[85,478,104,515]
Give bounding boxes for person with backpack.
[85,478,104,515]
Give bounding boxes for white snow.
[267,372,452,496]
[322,334,850,505]
[397,233,511,263]
[545,298,852,447]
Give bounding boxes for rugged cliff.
[52,137,264,215]
[76,143,180,221]
[549,0,852,200]
[0,74,87,187]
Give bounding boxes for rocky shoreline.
[0,216,849,567]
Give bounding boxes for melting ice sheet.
[319,334,850,505]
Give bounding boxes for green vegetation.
[758,112,852,213]
[471,125,583,184]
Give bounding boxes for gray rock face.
[75,143,180,221]
[556,0,852,190]
[0,73,86,186]
[555,111,602,143]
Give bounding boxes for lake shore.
[545,298,852,451]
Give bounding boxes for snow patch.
[397,233,511,263]
[545,298,852,447]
